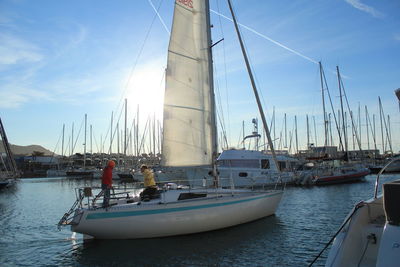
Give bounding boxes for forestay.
[162,0,216,167]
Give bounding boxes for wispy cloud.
[394,33,400,41]
[0,33,43,65]
[344,0,384,18]
[0,86,50,108]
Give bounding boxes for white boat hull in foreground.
[69,188,283,239]
[325,179,400,267]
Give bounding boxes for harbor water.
[0,174,398,267]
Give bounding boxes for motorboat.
[217,149,301,186]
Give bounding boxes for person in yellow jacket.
[140,164,157,201]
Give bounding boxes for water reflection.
[64,216,284,267]
[1,174,399,266]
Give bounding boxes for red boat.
[312,165,370,185]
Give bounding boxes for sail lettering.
[177,0,193,8]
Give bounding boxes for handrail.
[374,156,400,199]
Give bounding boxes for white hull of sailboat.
[71,190,283,239]
[325,196,384,267]
[325,179,400,267]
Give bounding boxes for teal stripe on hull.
[86,191,282,220]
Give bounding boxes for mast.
[365,106,370,150]
[110,111,113,154]
[0,118,18,176]
[378,97,393,154]
[388,115,392,155]
[319,62,328,147]
[338,109,342,151]
[124,98,127,157]
[273,106,276,149]
[373,114,378,154]
[337,66,348,159]
[351,111,355,151]
[320,63,344,152]
[84,114,87,169]
[329,113,333,146]
[227,0,280,171]
[306,115,310,149]
[379,97,385,154]
[61,124,65,157]
[117,123,120,158]
[295,115,298,154]
[136,105,139,157]
[358,103,361,149]
[204,0,219,183]
[90,124,92,154]
[71,122,74,156]
[313,116,317,147]
[284,113,287,148]
[153,113,156,157]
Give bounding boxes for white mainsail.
[162,0,216,167]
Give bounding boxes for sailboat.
[310,64,370,185]
[58,0,283,239]
[0,117,19,189]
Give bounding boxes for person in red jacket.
[101,160,115,207]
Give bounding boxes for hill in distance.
[0,143,53,156]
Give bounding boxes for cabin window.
[261,159,270,169]
[178,193,207,200]
[278,161,287,170]
[218,159,259,168]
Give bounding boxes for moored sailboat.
[0,117,19,189]
[58,0,283,239]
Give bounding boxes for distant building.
[15,156,59,178]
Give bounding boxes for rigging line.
[49,127,63,164]
[339,72,362,151]
[213,51,229,148]
[109,99,128,153]
[210,9,318,65]
[112,0,164,127]
[92,128,100,154]
[216,104,229,149]
[308,202,365,266]
[216,0,231,142]
[72,116,84,153]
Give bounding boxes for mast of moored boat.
[284,113,287,148]
[0,118,19,178]
[84,114,87,169]
[306,114,310,149]
[204,0,220,185]
[337,66,348,160]
[226,0,280,171]
[319,62,328,147]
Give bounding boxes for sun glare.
[124,61,166,125]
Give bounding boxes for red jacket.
[102,166,113,186]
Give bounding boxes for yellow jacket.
[143,169,156,187]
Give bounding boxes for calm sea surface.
[1,174,398,267]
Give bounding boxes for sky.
[0,0,399,156]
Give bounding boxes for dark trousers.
[141,187,157,200]
[102,183,111,207]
